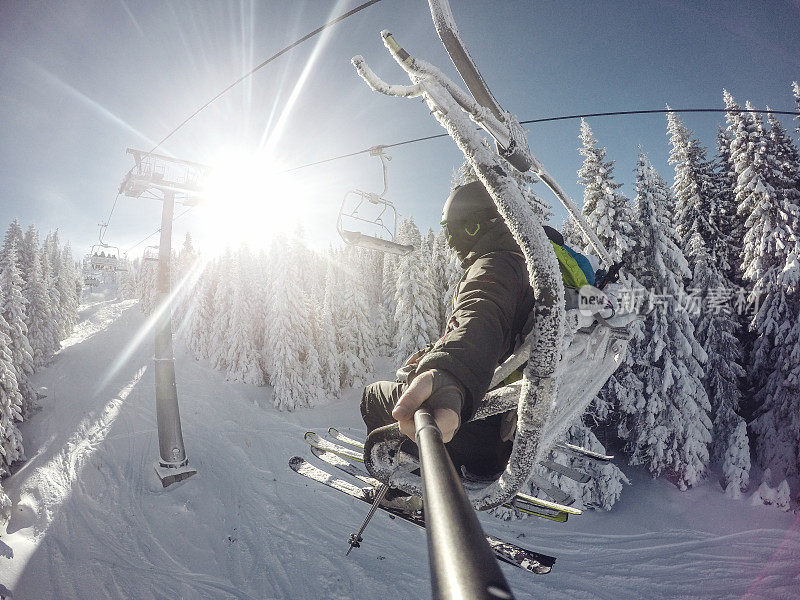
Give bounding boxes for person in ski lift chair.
[360,179,540,512]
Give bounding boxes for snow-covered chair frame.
[355,23,635,510]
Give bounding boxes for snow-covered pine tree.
[173,232,199,329]
[745,108,800,482]
[42,233,64,347]
[58,241,79,335]
[269,242,321,410]
[0,312,25,479]
[209,250,235,372]
[393,218,439,361]
[0,242,36,417]
[317,259,342,398]
[559,216,586,249]
[435,227,462,328]
[577,119,637,262]
[137,257,158,315]
[339,248,376,389]
[21,226,58,368]
[621,154,712,490]
[185,262,217,361]
[712,127,743,284]
[691,235,750,494]
[2,221,25,279]
[667,110,717,273]
[576,125,642,447]
[379,249,398,354]
[668,111,750,494]
[224,247,265,385]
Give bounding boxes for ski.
[555,442,614,462]
[310,431,581,518]
[306,431,364,462]
[328,427,363,449]
[311,446,571,522]
[540,459,591,484]
[328,428,592,485]
[289,456,556,574]
[530,474,575,506]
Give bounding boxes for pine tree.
[745,111,800,480]
[669,111,750,494]
[726,96,800,480]
[224,251,265,385]
[317,261,342,398]
[185,263,217,361]
[0,312,25,478]
[577,119,637,261]
[339,248,376,389]
[59,241,79,335]
[667,110,717,272]
[0,242,36,417]
[209,251,235,372]
[42,233,64,346]
[393,219,439,361]
[621,154,712,490]
[21,226,57,367]
[2,221,25,280]
[711,127,742,284]
[269,244,320,410]
[380,250,398,354]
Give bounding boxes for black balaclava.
[441,180,509,263]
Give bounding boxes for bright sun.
[200,150,305,253]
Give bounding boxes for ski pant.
[360,380,513,478]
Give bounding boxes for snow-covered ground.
[1,297,798,600]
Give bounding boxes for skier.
[360,179,535,509]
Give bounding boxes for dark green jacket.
[414,221,535,423]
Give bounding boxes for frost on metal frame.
[353,30,634,510]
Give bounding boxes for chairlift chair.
[354,3,636,512]
[337,147,415,256]
[89,243,121,270]
[143,246,160,262]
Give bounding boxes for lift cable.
[101,0,382,242]
[122,105,798,256]
[144,0,383,157]
[124,207,195,254]
[283,107,800,172]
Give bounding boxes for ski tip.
[327,426,338,436]
[288,456,304,469]
[304,431,318,442]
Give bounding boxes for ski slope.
[0,296,798,600]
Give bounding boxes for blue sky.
[1,0,798,257]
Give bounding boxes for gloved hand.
[392,369,464,443]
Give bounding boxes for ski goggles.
[440,219,482,246]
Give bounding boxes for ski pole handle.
[413,409,516,600]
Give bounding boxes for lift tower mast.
[120,149,211,486]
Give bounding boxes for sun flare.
[200,150,306,253]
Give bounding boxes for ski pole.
[414,408,516,600]
[346,482,390,556]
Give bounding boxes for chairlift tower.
[120,148,210,486]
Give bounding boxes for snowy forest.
[2,85,799,527]
[0,221,81,520]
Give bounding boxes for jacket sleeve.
[414,252,527,423]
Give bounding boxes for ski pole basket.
[337,147,415,256]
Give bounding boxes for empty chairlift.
[337,147,415,256]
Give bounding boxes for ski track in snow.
[0,297,798,599]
